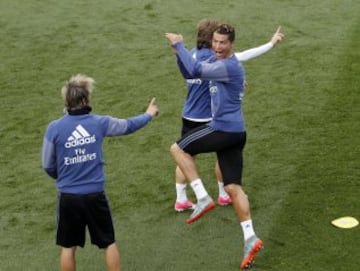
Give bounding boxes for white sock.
[241,219,256,241]
[190,179,208,200]
[218,181,229,198]
[175,183,188,203]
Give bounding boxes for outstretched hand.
[271,26,284,46]
[146,97,159,117]
[165,33,183,45]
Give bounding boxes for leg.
[225,184,263,269]
[216,132,263,268]
[171,125,218,183]
[57,194,83,271]
[60,247,76,271]
[85,193,120,270]
[175,165,187,185]
[176,153,198,184]
[173,118,205,211]
[215,160,232,206]
[214,160,222,182]
[219,145,258,237]
[224,184,250,221]
[174,165,195,212]
[104,243,121,271]
[170,143,199,182]
[170,143,215,223]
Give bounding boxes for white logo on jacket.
[65,125,96,148]
[63,125,97,165]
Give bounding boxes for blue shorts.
[177,124,246,185]
[56,191,115,249]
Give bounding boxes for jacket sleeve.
[42,136,57,179]
[106,113,152,136]
[176,55,193,79]
[173,42,231,82]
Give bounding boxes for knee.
[170,143,180,155]
[224,183,246,197]
[224,183,236,195]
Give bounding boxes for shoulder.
[46,117,63,131]
[44,117,64,139]
[229,54,241,63]
[227,55,244,69]
[196,48,214,61]
[87,114,112,129]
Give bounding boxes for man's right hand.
[146,97,159,117]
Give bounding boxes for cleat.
[186,195,215,224]
[217,196,232,206]
[174,200,195,212]
[240,236,263,269]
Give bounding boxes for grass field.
[0,0,359,270]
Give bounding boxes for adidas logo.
[65,124,96,148]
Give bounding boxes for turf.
[0,0,359,270]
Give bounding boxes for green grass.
[0,0,359,270]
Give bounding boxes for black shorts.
[181,118,209,136]
[56,191,115,249]
[177,125,247,185]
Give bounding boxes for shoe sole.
[174,202,195,212]
[174,206,194,212]
[217,201,232,206]
[185,201,216,224]
[240,239,264,269]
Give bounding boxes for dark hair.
[196,19,221,49]
[214,24,235,42]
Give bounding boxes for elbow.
[184,70,201,79]
[189,68,200,78]
[182,74,192,79]
[44,168,57,179]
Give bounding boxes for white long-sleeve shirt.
[235,42,273,62]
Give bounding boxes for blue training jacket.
[174,42,246,132]
[42,112,152,194]
[178,47,213,121]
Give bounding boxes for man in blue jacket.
[42,74,159,271]
[166,24,264,269]
[173,20,284,212]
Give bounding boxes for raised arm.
[106,98,159,136]
[235,26,284,62]
[165,33,231,81]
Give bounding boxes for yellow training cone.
[331,216,359,229]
